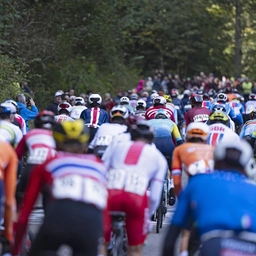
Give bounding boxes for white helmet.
[216,93,228,102]
[110,105,129,119]
[75,97,85,106]
[1,102,16,114]
[245,105,256,114]
[89,94,102,105]
[57,102,72,113]
[153,96,166,105]
[214,138,254,176]
[120,96,130,104]
[136,99,146,109]
[5,100,18,112]
[186,122,209,141]
[151,93,159,100]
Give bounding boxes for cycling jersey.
[145,105,175,122]
[185,107,211,125]
[129,100,137,110]
[16,129,56,165]
[70,105,87,120]
[172,171,256,237]
[0,141,18,242]
[202,100,211,109]
[0,120,23,147]
[229,100,245,116]
[80,107,109,128]
[104,141,167,245]
[54,114,74,123]
[13,152,108,254]
[240,120,256,138]
[207,123,239,146]
[245,101,256,112]
[14,114,26,135]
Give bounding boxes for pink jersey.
[16,129,56,165]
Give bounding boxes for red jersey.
[185,107,211,125]
[16,129,56,165]
[145,105,175,122]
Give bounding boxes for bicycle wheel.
[160,201,165,228]
[156,203,162,233]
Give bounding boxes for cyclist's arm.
[172,147,182,195]
[171,123,183,145]
[15,136,27,160]
[13,165,51,254]
[229,107,243,125]
[4,144,18,242]
[239,125,246,138]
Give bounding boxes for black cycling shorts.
[201,236,256,256]
[29,199,103,256]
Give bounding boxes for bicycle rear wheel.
[156,203,162,233]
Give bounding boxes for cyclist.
[148,108,183,205]
[5,99,26,135]
[180,90,192,114]
[184,94,211,125]
[15,110,56,206]
[88,105,129,158]
[130,93,138,110]
[170,89,181,108]
[145,96,175,122]
[120,96,134,114]
[104,120,167,256]
[80,93,109,141]
[134,99,147,117]
[207,111,239,146]
[13,120,108,256]
[70,96,87,120]
[172,122,214,196]
[201,93,212,109]
[0,103,23,148]
[55,102,74,123]
[245,93,256,112]
[0,140,18,248]
[163,138,256,256]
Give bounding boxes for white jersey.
[55,114,74,123]
[70,106,87,120]
[207,123,239,146]
[104,140,167,214]
[0,120,23,147]
[245,101,256,112]
[88,123,127,150]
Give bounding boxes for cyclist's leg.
[128,245,143,256]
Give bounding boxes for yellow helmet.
[163,94,172,103]
[53,119,89,144]
[208,111,229,126]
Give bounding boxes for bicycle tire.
[156,203,162,233]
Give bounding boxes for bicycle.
[107,211,128,256]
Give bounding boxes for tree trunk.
[234,0,242,77]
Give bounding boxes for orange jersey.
[0,141,18,242]
[172,143,214,177]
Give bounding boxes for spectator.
[137,79,145,93]
[68,88,75,96]
[20,82,31,94]
[113,90,123,105]
[102,93,115,113]
[69,96,76,106]
[145,77,153,91]
[152,75,161,91]
[46,91,63,115]
[16,94,38,131]
[242,78,253,102]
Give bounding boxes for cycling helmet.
[53,119,89,144]
[245,158,256,180]
[130,93,138,100]
[34,110,56,129]
[154,108,170,119]
[214,138,253,172]
[186,122,209,141]
[197,89,204,95]
[212,104,227,113]
[89,94,102,105]
[208,111,229,126]
[136,99,146,109]
[74,97,85,106]
[183,90,191,96]
[153,96,166,105]
[245,105,256,115]
[120,96,130,105]
[208,89,216,98]
[5,100,18,113]
[216,93,228,102]
[249,93,256,100]
[150,93,159,100]
[190,94,203,105]
[0,103,16,114]
[203,93,210,101]
[163,95,172,103]
[57,102,72,113]
[171,89,179,97]
[130,120,154,143]
[110,105,129,119]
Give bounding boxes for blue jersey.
[240,120,256,138]
[80,107,109,127]
[172,171,256,237]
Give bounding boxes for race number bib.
[193,114,209,122]
[96,135,114,146]
[27,148,49,164]
[107,169,148,196]
[53,174,107,208]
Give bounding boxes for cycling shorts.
[29,199,103,256]
[106,190,149,246]
[201,234,256,256]
[154,137,175,169]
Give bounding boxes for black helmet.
[130,120,154,143]
[34,110,56,129]
[190,94,203,105]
